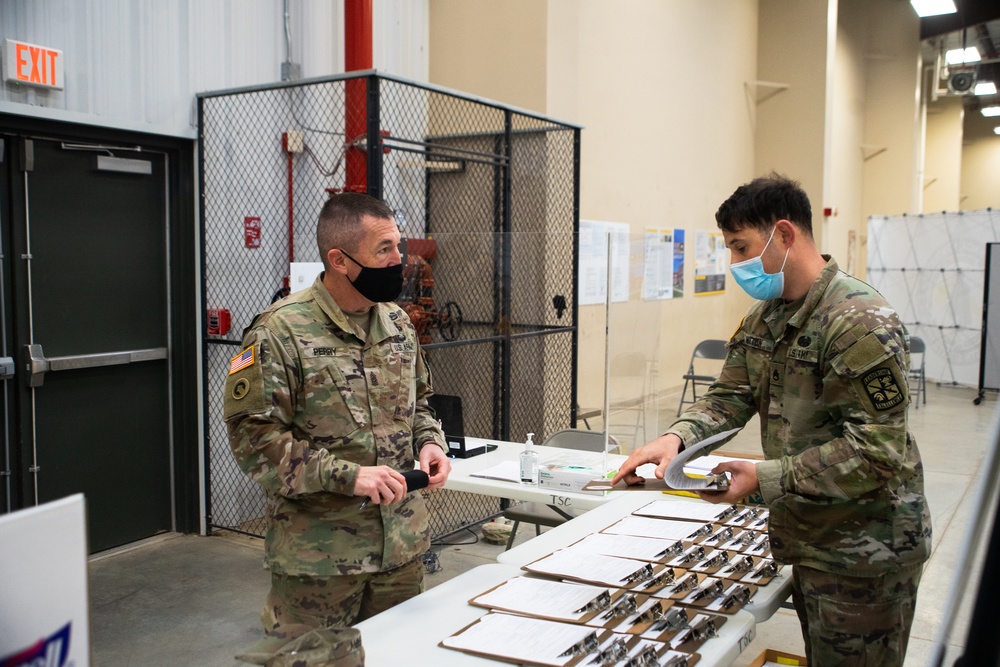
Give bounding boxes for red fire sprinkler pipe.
[344,0,372,193]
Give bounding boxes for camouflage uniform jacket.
[223,276,447,577]
[667,257,931,576]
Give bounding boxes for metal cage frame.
[197,70,582,539]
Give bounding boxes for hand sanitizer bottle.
[519,432,538,485]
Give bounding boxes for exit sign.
[3,39,64,90]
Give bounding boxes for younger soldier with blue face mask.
[613,174,930,666]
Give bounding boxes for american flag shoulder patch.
[229,347,255,375]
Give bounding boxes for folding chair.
[676,339,728,416]
[502,430,619,550]
[909,336,927,408]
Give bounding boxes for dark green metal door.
[15,137,172,552]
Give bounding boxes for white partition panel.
[868,209,1000,387]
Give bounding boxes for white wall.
[923,96,965,212]
[0,0,429,137]
[429,0,760,446]
[961,111,1000,211]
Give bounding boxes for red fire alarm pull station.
[244,216,262,248]
[207,308,231,336]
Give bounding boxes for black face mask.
[338,249,404,302]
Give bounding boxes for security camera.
[948,70,976,95]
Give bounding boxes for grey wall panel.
[0,0,429,137]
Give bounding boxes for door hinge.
[28,465,40,473]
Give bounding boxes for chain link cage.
[198,72,582,540]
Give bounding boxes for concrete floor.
[88,383,998,666]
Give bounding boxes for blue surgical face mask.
[729,226,789,300]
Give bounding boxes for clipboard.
[521,551,670,590]
[469,576,630,624]
[438,612,615,666]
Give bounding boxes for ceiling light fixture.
[910,0,957,17]
[982,106,1000,117]
[946,46,982,65]
[975,81,998,96]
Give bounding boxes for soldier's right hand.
[354,465,407,506]
[610,433,684,486]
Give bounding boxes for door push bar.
[22,343,167,387]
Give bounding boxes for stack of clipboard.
[440,498,777,666]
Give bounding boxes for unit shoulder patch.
[861,366,904,411]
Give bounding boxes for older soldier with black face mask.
[225,193,451,651]
[613,174,930,666]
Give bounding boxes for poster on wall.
[694,230,727,295]
[642,228,684,300]
[579,220,630,305]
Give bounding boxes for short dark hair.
[715,173,813,237]
[316,193,394,269]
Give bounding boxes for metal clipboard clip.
[661,653,689,667]
[709,526,734,543]
[622,645,659,667]
[589,637,629,666]
[669,572,700,593]
[655,540,685,558]
[651,606,689,633]
[727,555,756,575]
[690,615,719,640]
[687,523,714,539]
[574,590,612,614]
[630,601,669,626]
[754,560,779,579]
[641,568,676,589]
[601,593,637,620]
[716,504,740,520]
[750,535,769,553]
[688,579,725,602]
[621,563,655,585]
[721,583,752,609]
[704,472,731,490]
[674,545,706,565]
[699,551,729,569]
[559,631,600,658]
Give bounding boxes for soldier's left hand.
[695,460,760,504]
[420,443,451,489]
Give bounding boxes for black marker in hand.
[360,469,430,509]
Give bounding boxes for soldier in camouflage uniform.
[613,175,931,666]
[224,193,451,643]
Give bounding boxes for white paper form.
[602,515,713,541]
[561,533,685,561]
[468,460,521,483]
[471,577,611,622]
[524,551,654,587]
[664,427,742,489]
[442,612,597,666]
[632,499,735,522]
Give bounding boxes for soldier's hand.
[695,460,759,504]
[419,443,451,489]
[610,434,684,486]
[354,465,407,506]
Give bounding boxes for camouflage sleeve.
[223,326,360,498]
[757,322,912,504]
[411,345,447,455]
[665,339,758,448]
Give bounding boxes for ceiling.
[918,1,1000,126]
